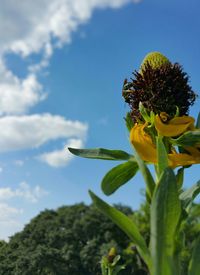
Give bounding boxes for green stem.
[154,164,159,183]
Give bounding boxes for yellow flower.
[130,123,157,163]
[155,114,195,137]
[168,151,200,167]
[130,120,200,168]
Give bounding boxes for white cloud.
[0,113,88,152]
[0,203,23,219]
[0,182,48,203]
[16,182,49,203]
[0,188,14,200]
[0,1,144,240]
[0,0,140,161]
[0,182,48,240]
[38,138,84,167]
[0,0,134,56]
[0,61,45,114]
[0,0,140,115]
[0,203,23,240]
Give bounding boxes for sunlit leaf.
[68,148,133,161]
[101,161,138,195]
[176,167,184,190]
[179,180,200,208]
[134,149,155,200]
[124,112,134,132]
[188,237,200,275]
[170,130,200,147]
[150,168,181,275]
[139,102,151,123]
[196,112,200,129]
[156,136,168,178]
[89,190,152,271]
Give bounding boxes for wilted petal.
[168,152,200,168]
[155,115,195,137]
[130,123,157,163]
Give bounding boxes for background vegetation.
[0,202,199,275]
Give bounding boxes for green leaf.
[112,265,126,275]
[150,168,181,275]
[111,255,121,267]
[139,102,151,123]
[189,204,200,217]
[134,150,155,200]
[89,190,152,271]
[156,136,168,178]
[176,168,184,190]
[188,237,200,275]
[68,148,133,161]
[175,106,180,117]
[150,111,155,125]
[196,112,200,129]
[101,257,109,275]
[124,112,134,132]
[179,180,200,208]
[101,161,138,195]
[170,130,200,147]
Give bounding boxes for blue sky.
[0,0,200,240]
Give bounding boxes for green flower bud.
[107,247,117,263]
[140,51,170,72]
[123,52,197,122]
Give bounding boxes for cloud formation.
[0,182,48,203]
[0,203,23,240]
[0,182,48,240]
[0,113,87,152]
[0,0,142,240]
[0,61,45,114]
[0,0,139,165]
[0,0,138,115]
[1,0,133,56]
[38,138,84,167]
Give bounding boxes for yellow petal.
[155,115,195,137]
[130,123,157,163]
[168,152,200,168]
[130,122,200,168]
[184,146,200,158]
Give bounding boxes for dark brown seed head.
[123,57,197,122]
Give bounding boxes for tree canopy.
[0,203,145,275]
[0,202,199,274]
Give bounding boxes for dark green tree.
[0,202,198,274]
[0,204,143,275]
